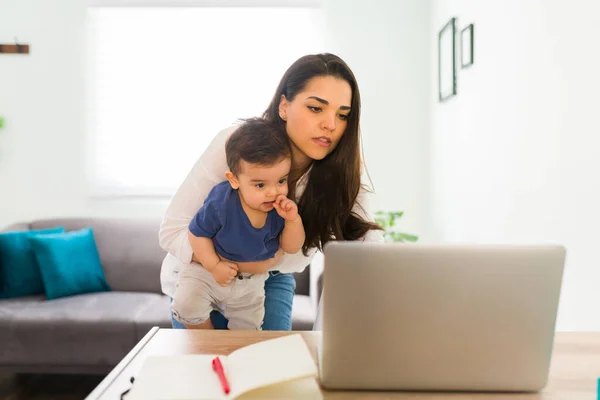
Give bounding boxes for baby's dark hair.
[226,118,292,176]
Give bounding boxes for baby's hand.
[273,194,299,221]
[211,260,238,287]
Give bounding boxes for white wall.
[430,0,600,330]
[0,0,431,242]
[0,0,169,228]
[321,0,432,241]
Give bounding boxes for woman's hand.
[210,260,238,287]
[273,194,299,221]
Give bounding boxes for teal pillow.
[28,227,111,300]
[0,227,65,298]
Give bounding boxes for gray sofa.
[0,218,317,374]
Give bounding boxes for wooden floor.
[0,373,104,400]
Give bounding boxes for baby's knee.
[171,296,210,326]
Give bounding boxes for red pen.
[212,356,230,395]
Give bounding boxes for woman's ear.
[279,95,289,121]
[225,171,239,189]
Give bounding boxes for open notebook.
[126,334,323,400]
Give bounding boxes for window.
[86,5,326,197]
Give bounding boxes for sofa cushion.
[0,227,65,299]
[291,294,315,331]
[30,218,166,293]
[292,267,310,296]
[0,292,172,368]
[28,228,111,300]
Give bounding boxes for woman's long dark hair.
[263,53,382,254]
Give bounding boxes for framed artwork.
[438,17,457,102]
[461,23,474,68]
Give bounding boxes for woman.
[159,53,383,330]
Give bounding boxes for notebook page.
[238,377,323,399]
[227,334,318,397]
[126,354,226,400]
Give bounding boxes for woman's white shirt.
[158,126,383,297]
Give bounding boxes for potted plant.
[374,211,418,243]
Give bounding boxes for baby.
[171,118,305,330]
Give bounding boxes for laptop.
[317,242,566,392]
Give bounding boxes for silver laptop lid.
[319,242,566,392]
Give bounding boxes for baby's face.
[235,157,291,213]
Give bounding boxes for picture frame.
[461,23,474,69]
[438,17,457,102]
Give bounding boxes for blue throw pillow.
[0,227,65,299]
[28,227,111,300]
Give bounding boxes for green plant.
[0,117,4,129]
[374,211,418,243]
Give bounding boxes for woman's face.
[279,75,352,170]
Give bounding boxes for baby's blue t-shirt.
[189,181,285,262]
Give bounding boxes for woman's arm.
[158,126,237,264]
[273,246,317,273]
